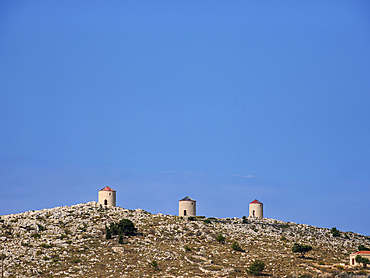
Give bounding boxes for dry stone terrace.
[0,202,369,277]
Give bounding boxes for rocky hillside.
[0,202,369,278]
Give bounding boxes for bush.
[107,219,137,237]
[231,241,243,252]
[51,254,59,263]
[59,234,68,240]
[355,255,370,267]
[358,244,370,251]
[184,245,192,251]
[292,243,312,257]
[299,274,312,278]
[37,224,45,231]
[203,219,211,224]
[31,233,41,238]
[71,258,81,263]
[151,260,159,270]
[216,234,226,243]
[105,226,112,240]
[187,216,196,221]
[36,250,43,256]
[39,243,52,248]
[331,227,340,237]
[66,240,72,244]
[242,216,248,224]
[247,260,265,275]
[318,261,325,265]
[118,235,124,244]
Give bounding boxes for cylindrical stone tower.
[179,196,196,217]
[98,186,116,207]
[249,199,263,218]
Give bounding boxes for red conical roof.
[100,186,116,192]
[250,199,262,204]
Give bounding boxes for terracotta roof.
[351,251,370,255]
[179,196,195,202]
[100,186,116,192]
[250,199,262,204]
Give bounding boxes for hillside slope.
[0,202,369,277]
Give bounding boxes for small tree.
[356,255,370,267]
[292,243,312,258]
[358,245,370,251]
[242,215,248,224]
[247,260,265,275]
[231,241,243,252]
[105,226,112,240]
[216,234,226,243]
[331,227,340,237]
[184,245,191,252]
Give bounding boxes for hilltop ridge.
[0,202,369,277]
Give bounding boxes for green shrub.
[107,219,137,237]
[246,260,265,275]
[105,226,112,240]
[37,224,45,231]
[318,261,325,265]
[187,216,196,221]
[71,258,81,263]
[59,234,68,240]
[118,235,124,244]
[36,250,43,256]
[184,245,192,251]
[242,216,248,224]
[51,254,59,263]
[280,236,287,241]
[331,227,340,237]
[66,240,72,244]
[292,243,312,257]
[299,274,312,278]
[231,241,243,251]
[216,234,226,243]
[355,255,370,267]
[358,244,370,251]
[31,233,41,238]
[203,219,211,224]
[39,243,52,248]
[151,260,159,270]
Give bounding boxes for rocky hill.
[0,202,369,278]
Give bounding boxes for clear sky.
[1,1,369,236]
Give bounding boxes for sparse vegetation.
[31,233,41,238]
[1,201,369,277]
[247,259,265,275]
[216,234,226,243]
[151,260,159,270]
[184,244,192,251]
[231,241,243,251]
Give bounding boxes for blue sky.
[1,1,369,236]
